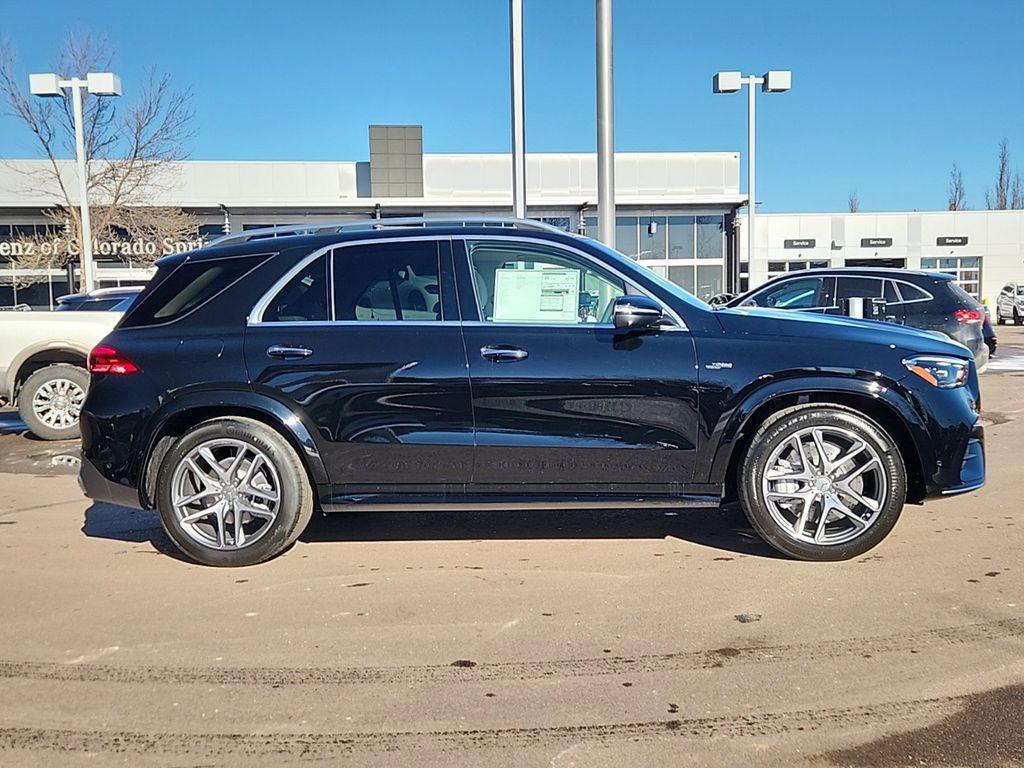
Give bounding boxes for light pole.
[595,0,615,246]
[29,71,121,293]
[509,0,527,219]
[713,70,791,289]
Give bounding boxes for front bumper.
[938,424,986,496]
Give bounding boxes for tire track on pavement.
[0,694,962,758]
[1,618,1021,687]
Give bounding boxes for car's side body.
[80,226,984,524]
[996,281,1024,325]
[724,268,988,370]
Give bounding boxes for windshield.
[583,238,712,311]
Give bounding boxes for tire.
[997,307,1006,326]
[1015,308,1023,326]
[17,364,89,441]
[154,417,314,567]
[738,405,906,561]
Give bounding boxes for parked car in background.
[0,309,123,440]
[80,218,984,567]
[996,282,1024,325]
[982,304,997,357]
[723,268,989,371]
[56,286,144,312]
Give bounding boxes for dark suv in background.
[724,268,989,370]
[80,219,985,566]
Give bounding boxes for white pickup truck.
[0,310,122,440]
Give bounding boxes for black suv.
[725,268,989,370]
[79,218,985,566]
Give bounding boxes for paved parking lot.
[1,329,1023,767]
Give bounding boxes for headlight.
[902,355,969,388]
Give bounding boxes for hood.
[713,307,971,359]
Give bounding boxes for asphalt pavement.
[0,329,1023,767]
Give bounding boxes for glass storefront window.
[668,265,695,294]
[921,256,982,298]
[696,215,724,259]
[667,216,695,259]
[615,216,638,258]
[696,264,723,301]
[638,216,666,260]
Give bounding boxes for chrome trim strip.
[322,497,719,513]
[248,236,449,326]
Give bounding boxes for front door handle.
[266,344,313,360]
[480,345,528,363]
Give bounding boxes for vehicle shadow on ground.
[81,502,781,560]
[300,504,783,558]
[81,502,188,561]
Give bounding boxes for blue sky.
[1,0,1022,212]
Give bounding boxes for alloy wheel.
[761,425,887,546]
[31,378,85,430]
[170,439,281,550]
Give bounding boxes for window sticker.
[492,267,580,323]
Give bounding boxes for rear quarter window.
[121,253,271,328]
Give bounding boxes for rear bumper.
[78,453,144,510]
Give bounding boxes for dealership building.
[1,124,1022,308]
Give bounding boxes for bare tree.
[0,33,196,287]
[985,139,1012,210]
[947,163,967,210]
[1012,172,1024,211]
[847,190,860,213]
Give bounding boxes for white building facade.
[0,135,744,309]
[739,210,1024,304]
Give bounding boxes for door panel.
[243,239,473,495]
[455,238,700,493]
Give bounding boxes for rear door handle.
[266,344,313,359]
[480,345,528,363]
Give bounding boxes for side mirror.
[612,295,664,330]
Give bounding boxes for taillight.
[954,308,983,324]
[88,345,139,375]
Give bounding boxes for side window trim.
[452,235,686,330]
[248,236,454,326]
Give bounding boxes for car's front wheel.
[739,405,906,561]
[154,417,314,566]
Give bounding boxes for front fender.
[701,371,931,488]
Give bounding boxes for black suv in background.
[724,268,989,370]
[80,219,985,566]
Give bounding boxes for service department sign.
[937,236,968,246]
[784,238,815,249]
[861,237,892,248]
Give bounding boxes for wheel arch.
[709,379,928,505]
[8,344,91,404]
[138,394,329,509]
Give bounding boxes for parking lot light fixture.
[29,71,122,292]
[713,69,791,292]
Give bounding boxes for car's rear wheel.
[18,364,89,441]
[739,405,906,561]
[154,417,313,567]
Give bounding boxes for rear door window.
[334,240,443,322]
[262,254,329,322]
[836,277,884,301]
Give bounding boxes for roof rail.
[208,216,569,247]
